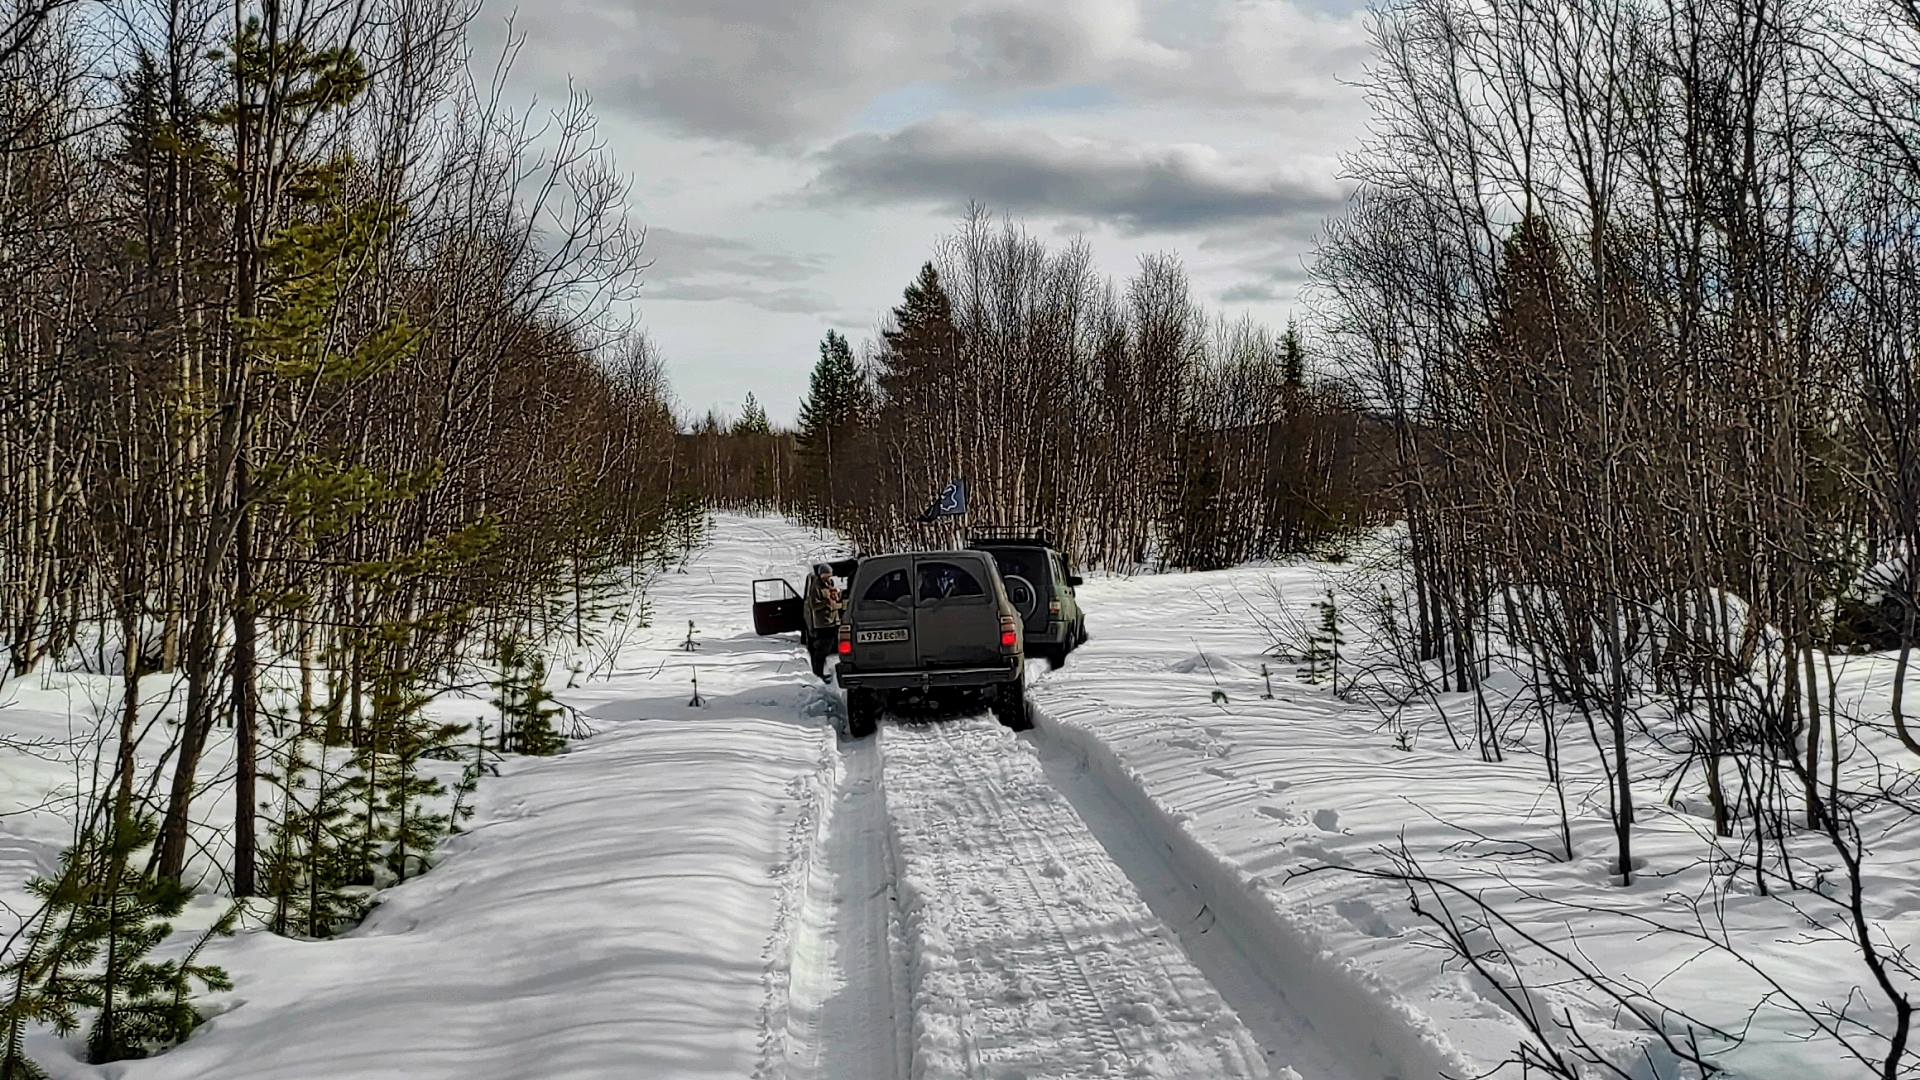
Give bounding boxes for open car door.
[752,579,805,635]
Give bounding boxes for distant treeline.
[688,209,1393,570]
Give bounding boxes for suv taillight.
[1048,598,1061,616]
[837,625,852,655]
[1000,615,1018,649]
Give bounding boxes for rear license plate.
[857,628,909,643]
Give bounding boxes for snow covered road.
[881,716,1278,1079]
[23,513,1447,1079]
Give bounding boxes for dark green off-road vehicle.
[966,529,1087,669]
[829,550,1031,739]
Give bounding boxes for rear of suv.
[832,550,1031,738]
[965,529,1087,669]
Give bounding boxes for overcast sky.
[470,0,1374,425]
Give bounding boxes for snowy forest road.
[87,515,1429,1080]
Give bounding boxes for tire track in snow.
[879,716,1279,1079]
[783,736,912,1080]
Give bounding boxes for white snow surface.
[3,512,1907,1078]
[879,717,1272,1079]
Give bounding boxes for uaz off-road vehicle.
[965,528,1087,669]
[757,550,1032,739]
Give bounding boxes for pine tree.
[731,393,772,436]
[0,812,232,1073]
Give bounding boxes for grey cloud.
[481,0,944,145]
[1218,282,1282,303]
[646,282,840,315]
[640,227,837,314]
[645,227,824,284]
[482,1,1364,146]
[806,115,1346,233]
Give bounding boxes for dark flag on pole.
[918,479,968,522]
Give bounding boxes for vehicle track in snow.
[877,716,1281,1079]
[783,737,911,1080]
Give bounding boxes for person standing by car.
[802,563,845,677]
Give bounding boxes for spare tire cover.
[1002,574,1040,620]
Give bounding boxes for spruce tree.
[877,262,957,402]
[731,393,772,436]
[0,812,232,1072]
[796,331,872,520]
[1280,318,1306,390]
[491,635,566,757]
[261,736,372,938]
[1301,588,1345,689]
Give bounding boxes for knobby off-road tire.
[993,678,1033,732]
[846,687,881,739]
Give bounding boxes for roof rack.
[964,525,1057,549]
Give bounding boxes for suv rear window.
[986,549,1046,588]
[862,568,912,604]
[917,561,985,600]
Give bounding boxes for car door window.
[861,568,912,605]
[917,561,985,601]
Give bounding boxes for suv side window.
[917,561,985,601]
[862,568,912,605]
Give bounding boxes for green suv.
[965,529,1087,669]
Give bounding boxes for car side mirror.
[1067,575,1084,588]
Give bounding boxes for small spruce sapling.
[0,812,233,1071]
[1301,588,1345,689]
[514,655,566,756]
[261,735,372,938]
[490,636,565,756]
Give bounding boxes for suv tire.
[992,677,1032,732]
[1044,647,1066,671]
[846,688,880,740]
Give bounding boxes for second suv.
[965,530,1087,668]
[833,550,1031,738]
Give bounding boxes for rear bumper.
[836,659,1021,690]
[1024,619,1069,647]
